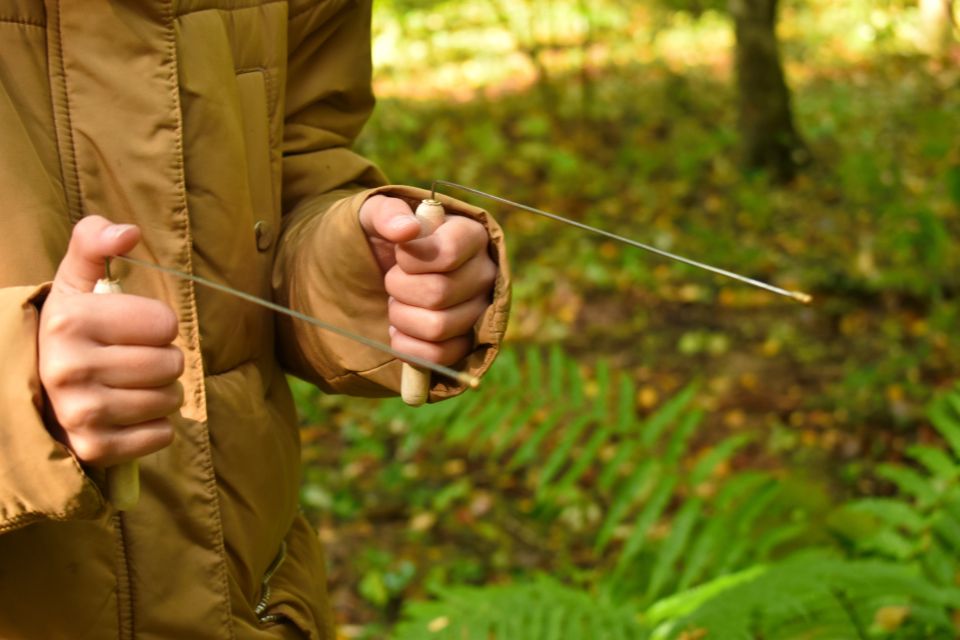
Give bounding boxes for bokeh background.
[292,1,960,637]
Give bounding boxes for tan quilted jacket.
[0,1,510,637]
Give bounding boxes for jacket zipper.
[254,540,287,624]
[114,513,135,638]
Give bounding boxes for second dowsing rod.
[399,181,813,406]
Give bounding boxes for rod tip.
[792,291,814,305]
[458,373,481,389]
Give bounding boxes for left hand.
[359,194,497,367]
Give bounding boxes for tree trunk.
[919,0,956,57]
[729,0,805,182]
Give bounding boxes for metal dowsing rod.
[115,182,809,410]
[430,180,813,305]
[112,255,480,389]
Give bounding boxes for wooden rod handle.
[400,199,446,407]
[93,276,141,511]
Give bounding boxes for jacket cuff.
[0,285,107,534]
[275,185,511,400]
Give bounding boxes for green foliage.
[394,575,648,640]
[304,1,960,633]
[395,551,960,639]
[390,385,960,639]
[655,551,960,639]
[377,347,805,595]
[829,385,960,592]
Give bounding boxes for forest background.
[291,1,960,638]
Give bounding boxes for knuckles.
[385,269,452,310]
[417,274,454,310]
[68,434,109,465]
[426,241,462,273]
[40,303,86,339]
[56,395,107,433]
[40,356,94,389]
[418,312,451,342]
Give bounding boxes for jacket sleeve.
[0,285,106,534]
[275,1,511,400]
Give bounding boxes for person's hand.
[38,216,184,467]
[359,195,496,366]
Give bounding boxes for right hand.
[38,216,184,467]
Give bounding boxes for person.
[0,1,510,638]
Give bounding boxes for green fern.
[383,347,820,629]
[650,551,960,639]
[378,346,802,598]
[391,363,960,640]
[393,575,649,640]
[395,552,960,640]
[829,384,960,589]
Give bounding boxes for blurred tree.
[919,0,957,56]
[728,0,806,182]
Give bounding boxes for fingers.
[385,250,497,310]
[359,195,422,244]
[55,216,141,294]
[389,326,474,367]
[41,293,179,347]
[394,215,488,274]
[44,344,185,389]
[39,221,183,466]
[389,295,489,342]
[360,195,497,371]
[52,383,184,434]
[67,418,177,468]
[42,341,184,467]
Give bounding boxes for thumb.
[359,195,423,244]
[55,216,141,293]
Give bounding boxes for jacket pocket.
[236,70,280,238]
[255,540,288,624]
[256,515,336,640]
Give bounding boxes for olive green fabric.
[0,2,510,638]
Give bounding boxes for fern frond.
[489,399,546,458]
[552,422,616,497]
[932,510,960,552]
[616,473,679,568]
[536,413,597,496]
[644,497,703,602]
[876,464,939,508]
[659,551,960,640]
[394,576,649,640]
[841,498,927,533]
[507,399,571,469]
[909,445,959,484]
[929,387,960,457]
[639,382,698,448]
[688,433,752,488]
[596,460,658,552]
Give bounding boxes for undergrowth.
[389,375,960,639]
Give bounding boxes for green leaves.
[828,384,960,597]
[389,378,960,640]
[394,576,648,640]
[396,552,960,640]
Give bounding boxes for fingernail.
[104,224,137,240]
[388,325,397,338]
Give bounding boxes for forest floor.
[294,38,960,638]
